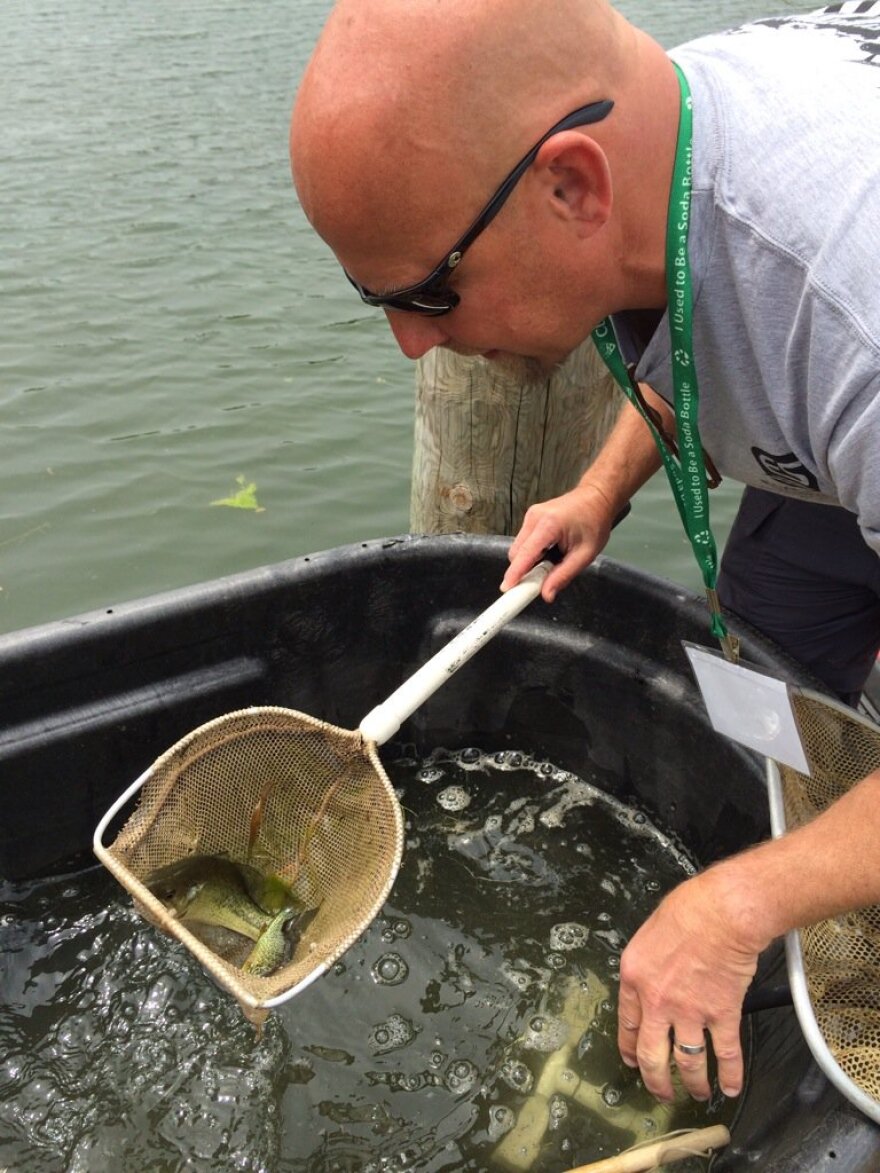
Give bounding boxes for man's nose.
[385,310,451,360]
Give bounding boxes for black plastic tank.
[0,533,878,1169]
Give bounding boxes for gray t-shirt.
[626,4,880,552]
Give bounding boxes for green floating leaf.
[211,474,265,512]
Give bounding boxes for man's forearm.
[578,389,666,517]
[703,767,880,953]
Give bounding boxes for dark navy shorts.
[717,488,880,705]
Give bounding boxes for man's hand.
[618,770,880,1103]
[617,867,766,1103]
[502,389,666,601]
[501,482,619,602]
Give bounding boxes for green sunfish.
[145,855,272,941]
[243,905,319,977]
[145,854,318,974]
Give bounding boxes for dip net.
[95,706,404,1014]
[94,561,553,1019]
[771,689,880,1118]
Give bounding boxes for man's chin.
[438,345,563,381]
[480,351,560,380]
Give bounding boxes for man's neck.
[610,38,682,311]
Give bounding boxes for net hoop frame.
[765,686,880,1124]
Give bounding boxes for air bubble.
[500,1059,534,1093]
[437,786,471,812]
[487,1105,516,1141]
[549,922,589,951]
[548,1094,568,1129]
[381,917,412,942]
[522,1014,568,1052]
[417,767,445,784]
[602,1084,622,1107]
[459,747,481,764]
[445,1058,478,1095]
[371,953,409,986]
[368,1013,416,1055]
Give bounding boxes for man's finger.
[634,1018,675,1101]
[616,986,642,1067]
[671,1024,711,1102]
[500,552,540,592]
[502,530,561,591]
[708,1018,745,1099]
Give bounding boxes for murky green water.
[1,750,734,1171]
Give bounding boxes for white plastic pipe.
[566,1125,731,1172]
[358,560,551,746]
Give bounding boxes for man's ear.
[533,131,613,233]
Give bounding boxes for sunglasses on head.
[345,98,614,317]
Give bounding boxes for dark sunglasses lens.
[346,272,458,316]
[394,292,457,316]
[367,289,457,316]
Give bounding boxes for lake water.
[1,0,794,634]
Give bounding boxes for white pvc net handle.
[359,560,550,746]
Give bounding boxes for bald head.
[292,0,634,267]
[291,0,679,328]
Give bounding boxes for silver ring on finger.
[673,1038,706,1056]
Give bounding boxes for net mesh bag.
[776,691,880,1104]
[98,707,404,1009]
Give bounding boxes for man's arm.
[502,388,667,600]
[618,767,880,1103]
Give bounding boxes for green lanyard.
[591,63,738,662]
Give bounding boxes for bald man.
[292,0,880,1108]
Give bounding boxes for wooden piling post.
[410,342,621,535]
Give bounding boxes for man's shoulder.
[674,4,880,65]
[673,5,880,346]
[672,3,880,119]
